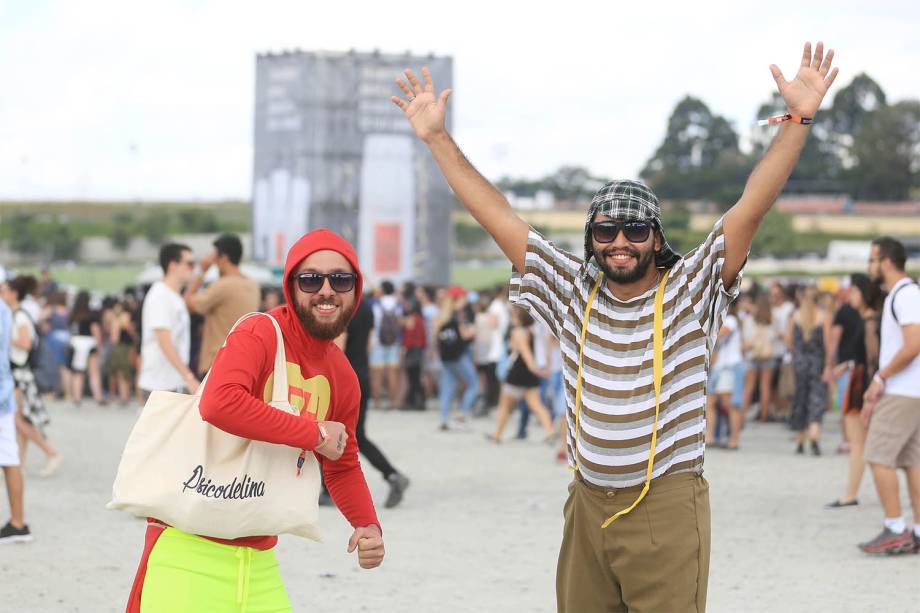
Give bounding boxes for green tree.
[111,212,134,251]
[849,100,920,200]
[142,210,169,246]
[641,96,748,207]
[750,210,796,258]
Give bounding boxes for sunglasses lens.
[297,274,324,293]
[329,273,356,293]
[592,223,619,243]
[623,222,652,243]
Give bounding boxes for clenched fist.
[348,525,385,569]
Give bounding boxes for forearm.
[183,275,206,313]
[426,131,528,271]
[154,331,193,378]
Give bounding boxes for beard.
[294,297,356,340]
[594,245,655,284]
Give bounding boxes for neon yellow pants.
[140,528,292,613]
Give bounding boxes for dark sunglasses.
[296,272,357,294]
[590,221,653,244]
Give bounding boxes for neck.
[883,271,908,292]
[605,268,661,301]
[221,264,242,277]
[162,275,184,293]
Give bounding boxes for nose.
[610,230,633,250]
[316,277,336,299]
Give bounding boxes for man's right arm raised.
[391,67,528,272]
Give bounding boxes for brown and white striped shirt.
[509,218,741,488]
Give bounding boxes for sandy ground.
[1,399,918,613]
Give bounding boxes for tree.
[142,210,169,246]
[641,96,748,207]
[825,72,887,166]
[750,210,797,258]
[111,212,134,251]
[849,101,920,200]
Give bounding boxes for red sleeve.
[199,323,319,450]
[321,366,381,532]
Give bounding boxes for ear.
[655,230,663,251]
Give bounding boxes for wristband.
[873,372,886,387]
[757,113,814,127]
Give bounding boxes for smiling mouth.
[313,303,339,316]
[606,253,636,266]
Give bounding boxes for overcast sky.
[1,0,918,200]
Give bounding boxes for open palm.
[391,67,452,143]
[771,41,839,118]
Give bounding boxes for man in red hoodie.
[126,229,384,612]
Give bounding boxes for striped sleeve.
[682,216,744,346]
[509,228,584,339]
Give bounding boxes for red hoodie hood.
[273,229,363,356]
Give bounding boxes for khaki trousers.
[557,472,711,613]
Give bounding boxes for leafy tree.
[849,100,920,200]
[111,212,134,251]
[825,72,887,166]
[750,210,797,258]
[142,210,169,246]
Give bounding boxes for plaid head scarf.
[583,179,681,269]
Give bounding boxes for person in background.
[743,294,779,422]
[417,286,441,401]
[434,288,478,431]
[706,301,745,450]
[487,307,555,443]
[336,297,411,508]
[1,277,62,477]
[827,273,882,509]
[261,288,283,312]
[771,282,796,421]
[471,291,496,415]
[107,299,138,406]
[788,286,832,456]
[138,244,198,399]
[39,267,57,299]
[401,299,427,411]
[858,237,920,555]
[68,291,105,406]
[183,234,261,379]
[0,289,31,543]
[41,292,71,400]
[19,276,42,323]
[370,281,403,410]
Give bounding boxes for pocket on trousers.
[645,481,696,547]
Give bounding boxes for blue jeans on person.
[440,351,479,424]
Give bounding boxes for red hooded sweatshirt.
[126,230,379,612]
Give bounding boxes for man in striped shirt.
[393,42,838,612]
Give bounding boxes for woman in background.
[787,286,832,456]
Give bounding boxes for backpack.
[378,305,401,346]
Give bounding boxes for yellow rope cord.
[600,271,670,528]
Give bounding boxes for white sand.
[1,400,917,612]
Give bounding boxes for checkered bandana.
[583,179,681,269]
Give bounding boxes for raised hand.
[770,41,839,118]
[391,66,452,143]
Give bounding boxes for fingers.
[390,96,408,111]
[819,48,834,76]
[395,78,413,98]
[769,65,786,88]
[421,65,435,93]
[438,88,453,106]
[800,41,812,68]
[347,532,360,553]
[811,41,824,70]
[825,66,839,89]
[404,69,423,95]
[357,537,385,569]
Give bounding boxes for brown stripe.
[578,407,704,449]
[575,381,705,424]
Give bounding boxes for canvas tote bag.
[108,312,321,541]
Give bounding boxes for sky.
[1,0,918,201]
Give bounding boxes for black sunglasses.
[590,221,653,244]
[295,272,357,294]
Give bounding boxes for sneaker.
[858,527,915,555]
[39,454,64,478]
[795,443,805,455]
[825,499,859,509]
[439,423,450,432]
[0,521,33,544]
[811,441,821,457]
[914,532,920,554]
[384,473,410,509]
